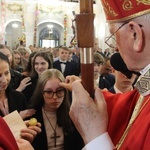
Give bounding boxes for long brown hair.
[30,69,73,134]
[30,51,53,78]
[0,44,16,69]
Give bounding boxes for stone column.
[25,31,34,47]
[23,3,36,47]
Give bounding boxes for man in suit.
[67,48,80,76]
[104,48,111,57]
[109,70,137,94]
[72,47,81,76]
[53,46,76,77]
[100,57,115,87]
[93,53,111,89]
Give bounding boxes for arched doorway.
[5,20,22,49]
[39,27,60,48]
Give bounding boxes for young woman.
[0,51,27,117]
[0,44,23,89]
[13,50,24,73]
[28,69,84,150]
[22,51,37,77]
[23,51,53,102]
[0,44,31,93]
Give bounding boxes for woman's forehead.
[0,61,9,72]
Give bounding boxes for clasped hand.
[16,120,41,150]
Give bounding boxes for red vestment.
[103,89,150,149]
[0,117,19,150]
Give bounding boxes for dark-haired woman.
[0,52,27,117]
[23,51,53,102]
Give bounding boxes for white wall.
[1,0,109,50]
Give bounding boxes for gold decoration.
[102,1,118,18]
[122,0,133,11]
[18,33,26,43]
[137,0,150,5]
[39,4,62,14]
[7,3,22,13]
[33,4,38,47]
[64,14,67,46]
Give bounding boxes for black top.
[105,73,115,87]
[0,88,27,117]
[108,86,116,94]
[30,107,84,150]
[9,69,22,90]
[53,60,77,77]
[99,75,111,90]
[22,76,38,103]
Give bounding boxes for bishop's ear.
[128,21,143,52]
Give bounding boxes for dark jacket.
[22,76,38,103]
[108,86,116,94]
[53,60,76,77]
[99,76,111,90]
[105,73,115,87]
[31,108,84,150]
[72,55,80,76]
[14,65,23,73]
[0,88,27,117]
[9,69,22,90]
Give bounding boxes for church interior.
[0,0,111,51]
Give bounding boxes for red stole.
[103,89,150,149]
[0,117,19,150]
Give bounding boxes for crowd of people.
[0,38,138,150]
[61,0,150,150]
[0,0,150,149]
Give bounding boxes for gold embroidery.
[116,96,150,149]
[137,0,150,5]
[102,0,150,23]
[107,9,150,23]
[122,0,133,11]
[134,69,150,96]
[102,1,118,18]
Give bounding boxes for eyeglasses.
[105,22,143,49]
[43,88,66,98]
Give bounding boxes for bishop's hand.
[69,80,108,144]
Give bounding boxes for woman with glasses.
[13,50,25,73]
[28,69,83,150]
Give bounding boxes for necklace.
[116,95,150,149]
[43,108,60,147]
